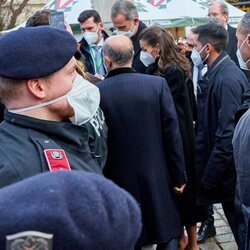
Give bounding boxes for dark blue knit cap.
[0,171,142,250]
[0,26,77,80]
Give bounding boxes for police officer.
[0,26,107,188]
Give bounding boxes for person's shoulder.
[228,24,236,34]
[164,64,183,75]
[234,108,250,141]
[229,68,247,84]
[219,60,246,82]
[135,21,147,37]
[135,72,165,82]
[79,37,88,50]
[238,108,250,125]
[102,30,109,40]
[138,21,147,30]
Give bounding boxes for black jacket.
[0,111,105,188]
[195,52,250,204]
[226,25,238,66]
[79,30,109,75]
[131,21,147,73]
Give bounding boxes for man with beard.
[0,27,106,188]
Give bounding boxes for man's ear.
[26,79,46,99]
[133,17,139,26]
[206,43,213,53]
[99,22,104,30]
[104,56,112,70]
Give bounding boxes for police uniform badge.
[6,231,53,250]
[44,149,71,172]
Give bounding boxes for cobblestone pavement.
[144,203,237,250]
[199,204,237,250]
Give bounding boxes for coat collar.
[4,110,89,146]
[105,67,136,79]
[130,21,147,42]
[204,52,230,79]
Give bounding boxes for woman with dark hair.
[139,26,198,250]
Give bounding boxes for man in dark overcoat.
[192,21,250,249]
[97,35,186,250]
[208,1,250,79]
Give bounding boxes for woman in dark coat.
[139,26,198,250]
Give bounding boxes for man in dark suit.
[208,0,250,81]
[208,1,238,64]
[78,9,108,77]
[111,0,147,73]
[97,35,186,250]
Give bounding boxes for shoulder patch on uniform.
[44,149,71,172]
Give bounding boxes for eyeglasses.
[207,12,221,18]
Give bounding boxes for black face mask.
[185,50,192,59]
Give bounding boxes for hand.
[173,183,186,195]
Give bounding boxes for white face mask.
[237,37,250,71]
[140,50,155,67]
[116,22,135,38]
[191,44,209,67]
[9,74,100,126]
[83,31,99,45]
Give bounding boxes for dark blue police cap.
[0,171,141,250]
[0,26,77,80]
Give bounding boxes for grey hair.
[102,39,134,66]
[239,12,250,36]
[111,0,138,20]
[209,0,229,16]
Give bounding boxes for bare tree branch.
[7,0,30,29]
[0,0,31,30]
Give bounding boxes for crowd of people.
[0,0,250,249]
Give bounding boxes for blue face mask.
[191,44,209,67]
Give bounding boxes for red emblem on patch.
[44,149,71,172]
